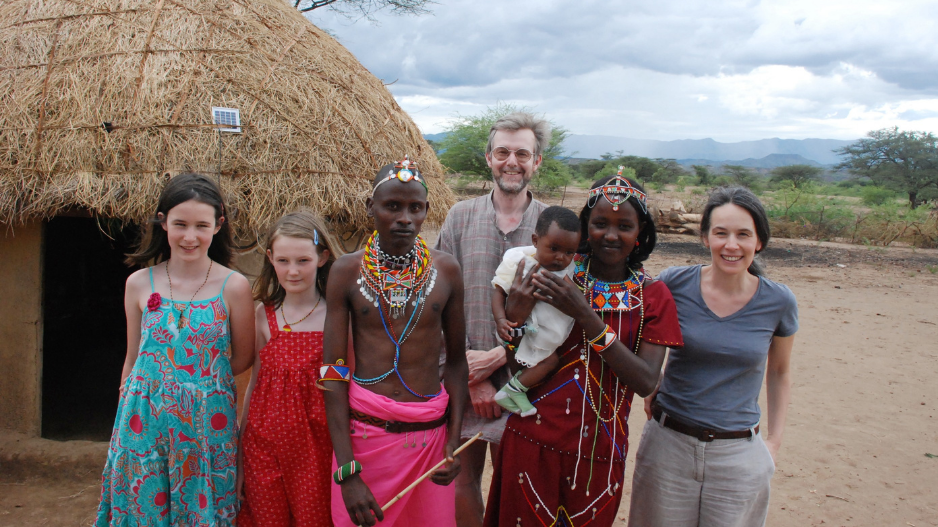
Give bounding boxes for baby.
[491,206,581,416]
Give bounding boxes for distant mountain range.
[675,153,823,169]
[562,135,855,166]
[425,133,856,166]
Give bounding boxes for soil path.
[2,236,937,526]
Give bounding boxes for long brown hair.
[700,186,770,276]
[125,173,233,267]
[252,210,339,306]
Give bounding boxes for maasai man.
[322,157,469,527]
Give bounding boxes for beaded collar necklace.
[572,254,644,312]
[358,232,435,319]
[354,231,440,398]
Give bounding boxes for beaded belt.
[349,408,449,434]
[652,404,758,442]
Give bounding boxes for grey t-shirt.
[656,265,798,431]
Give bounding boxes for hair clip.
[372,155,428,194]
[587,166,648,213]
[313,228,319,246]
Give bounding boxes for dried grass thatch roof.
[0,0,454,240]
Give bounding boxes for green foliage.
[532,157,573,192]
[836,127,938,209]
[721,165,764,191]
[571,155,680,188]
[437,103,569,182]
[770,164,823,188]
[860,186,896,206]
[650,159,686,185]
[765,185,938,247]
[692,165,714,186]
[571,159,609,182]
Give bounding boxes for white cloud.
[308,0,938,142]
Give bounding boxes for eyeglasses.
[491,146,535,163]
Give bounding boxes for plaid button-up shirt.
[435,190,547,442]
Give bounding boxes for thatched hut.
[0,0,455,441]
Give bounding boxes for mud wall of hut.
[0,223,43,435]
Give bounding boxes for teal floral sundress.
[96,267,239,526]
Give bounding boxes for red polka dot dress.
[239,304,332,527]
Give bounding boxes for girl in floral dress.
[96,173,256,526]
[237,210,338,526]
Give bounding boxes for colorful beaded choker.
[372,155,427,195]
[587,166,648,214]
[358,231,435,319]
[572,254,644,312]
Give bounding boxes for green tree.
[436,104,570,186]
[722,165,762,190]
[770,164,823,188]
[295,0,432,18]
[692,164,714,186]
[592,156,661,183]
[650,159,686,185]
[836,127,938,209]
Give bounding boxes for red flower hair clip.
[147,292,162,311]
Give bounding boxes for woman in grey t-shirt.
[628,187,798,527]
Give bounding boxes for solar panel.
[211,107,241,133]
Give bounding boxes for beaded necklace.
[358,232,435,319]
[576,256,644,422]
[353,231,440,398]
[569,254,645,496]
[572,253,644,312]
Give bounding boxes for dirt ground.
[2,235,938,526]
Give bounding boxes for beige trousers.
[628,416,775,527]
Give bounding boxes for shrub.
[861,186,896,206]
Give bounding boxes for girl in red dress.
[238,210,339,526]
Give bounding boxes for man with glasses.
[435,112,552,527]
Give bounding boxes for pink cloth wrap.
[331,382,455,527]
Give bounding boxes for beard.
[493,170,532,195]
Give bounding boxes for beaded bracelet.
[318,359,351,389]
[588,325,610,345]
[333,460,363,485]
[501,340,518,353]
[592,329,618,354]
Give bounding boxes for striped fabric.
[435,191,547,442]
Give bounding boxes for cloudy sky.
[308,0,938,142]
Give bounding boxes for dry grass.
[0,0,454,241]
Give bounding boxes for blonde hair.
[252,210,340,306]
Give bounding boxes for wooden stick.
[381,432,483,512]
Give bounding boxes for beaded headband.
[587,166,648,213]
[372,156,427,195]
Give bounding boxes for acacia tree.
[295,0,432,18]
[770,164,823,188]
[722,165,762,189]
[692,164,714,186]
[836,127,938,209]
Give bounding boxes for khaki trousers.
[628,416,775,527]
